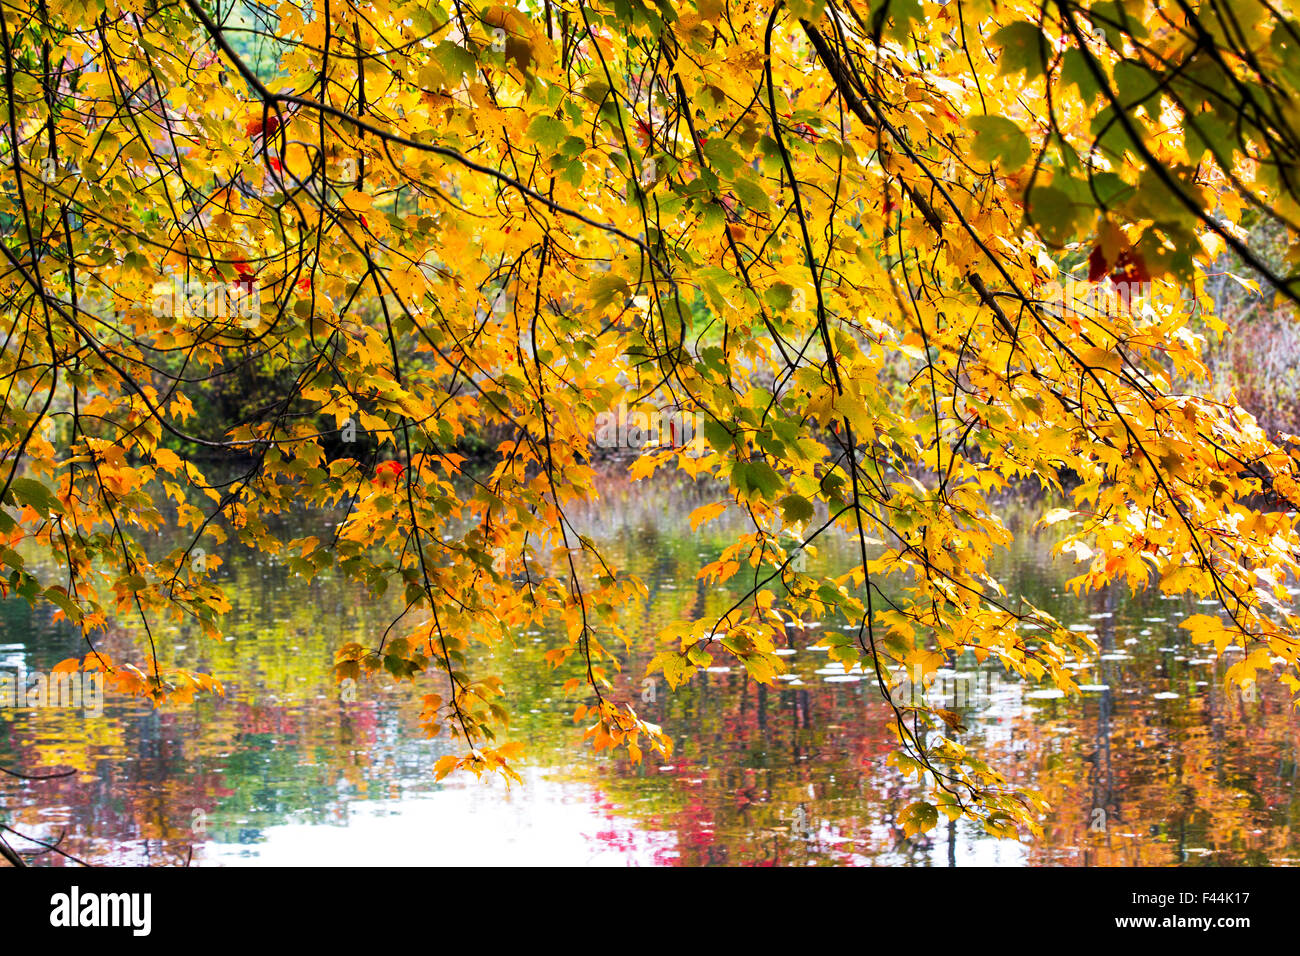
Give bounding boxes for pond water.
[1,473,1297,866]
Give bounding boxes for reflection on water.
[1,474,1297,866]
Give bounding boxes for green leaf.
[731,171,771,212]
[650,650,694,689]
[44,586,83,623]
[899,801,939,837]
[779,493,815,524]
[992,22,1049,79]
[732,460,783,503]
[685,643,713,667]
[1059,48,1101,102]
[763,281,795,312]
[6,477,64,515]
[1185,108,1237,164]
[704,418,735,454]
[984,811,1020,839]
[433,41,476,84]
[1086,171,1134,209]
[1089,1,1148,43]
[1113,61,1160,116]
[1088,106,1139,160]
[703,138,743,177]
[967,116,1031,169]
[384,653,422,680]
[870,0,923,42]
[526,115,568,152]
[588,274,630,311]
[1026,185,1083,246]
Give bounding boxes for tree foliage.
[5,0,1300,838]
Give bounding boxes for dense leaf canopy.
[4,0,1300,836]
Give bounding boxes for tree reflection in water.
[1,474,1297,865]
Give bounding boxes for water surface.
[1,475,1296,866]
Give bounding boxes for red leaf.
[1111,249,1150,285]
[1087,246,1109,282]
[245,113,282,139]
